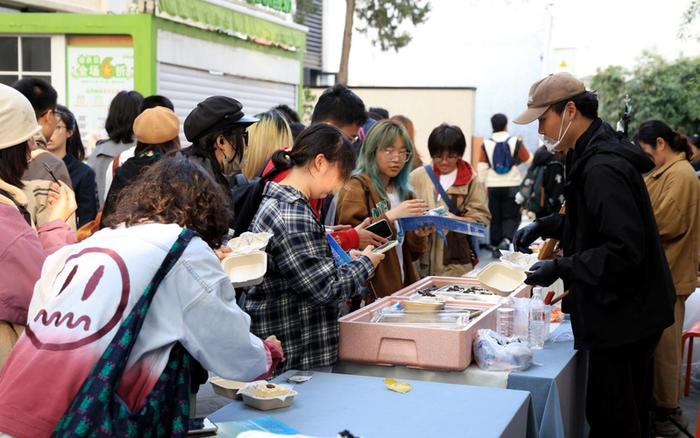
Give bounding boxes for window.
[0,36,51,86]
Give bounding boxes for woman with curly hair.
[0,156,283,438]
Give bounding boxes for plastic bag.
[473,329,533,371]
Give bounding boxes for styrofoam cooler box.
[391,276,530,299]
[338,296,498,371]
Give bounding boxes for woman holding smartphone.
[336,119,432,300]
[245,124,384,374]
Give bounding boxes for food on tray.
[416,286,440,296]
[249,383,292,399]
[440,284,493,295]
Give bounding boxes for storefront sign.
[66,46,134,146]
[246,0,293,14]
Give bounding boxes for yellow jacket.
[645,153,700,295]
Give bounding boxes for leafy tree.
[338,0,430,84]
[679,0,700,39]
[590,52,700,135]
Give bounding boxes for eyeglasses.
[381,148,412,163]
[432,154,461,163]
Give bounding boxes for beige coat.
[0,178,76,230]
[644,153,700,295]
[411,161,491,277]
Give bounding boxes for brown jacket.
[336,174,428,299]
[411,161,491,277]
[23,148,73,190]
[645,153,700,295]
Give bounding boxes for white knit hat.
[0,83,41,150]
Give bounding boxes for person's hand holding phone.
[47,181,77,223]
[355,218,388,249]
[385,199,428,222]
[361,245,385,268]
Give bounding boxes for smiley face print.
[24,247,131,351]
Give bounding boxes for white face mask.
[539,112,572,152]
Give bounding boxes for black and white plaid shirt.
[245,182,375,372]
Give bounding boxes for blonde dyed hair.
[242,110,293,179]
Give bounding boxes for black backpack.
[230,167,282,237]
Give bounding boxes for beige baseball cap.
[0,84,41,150]
[514,72,586,125]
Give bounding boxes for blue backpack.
[490,137,515,174]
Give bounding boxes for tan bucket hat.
[514,72,586,125]
[0,84,41,150]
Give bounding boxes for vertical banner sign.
[66,46,134,147]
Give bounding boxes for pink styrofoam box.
[338,296,498,371]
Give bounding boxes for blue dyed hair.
[354,119,415,202]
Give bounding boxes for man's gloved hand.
[513,222,542,253]
[525,260,560,287]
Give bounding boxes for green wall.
[0,13,156,94]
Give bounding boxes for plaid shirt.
[245,182,375,372]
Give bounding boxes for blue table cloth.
[210,371,536,438]
[333,322,586,438]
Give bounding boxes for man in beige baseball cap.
[512,72,675,437]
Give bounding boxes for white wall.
[322,0,700,151]
[322,0,549,150]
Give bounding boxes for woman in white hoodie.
[0,156,282,438]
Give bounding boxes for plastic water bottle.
[528,287,546,349]
[496,298,514,337]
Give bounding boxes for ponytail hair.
[271,123,356,179]
[633,120,692,161]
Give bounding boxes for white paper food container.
[226,232,273,254]
[239,381,297,411]
[208,376,246,400]
[476,262,527,296]
[499,250,539,271]
[221,250,268,288]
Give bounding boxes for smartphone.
[372,240,399,254]
[365,219,393,239]
[188,417,218,436]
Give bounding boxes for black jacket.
[63,154,98,228]
[538,119,675,350]
[101,152,161,223]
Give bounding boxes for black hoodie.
[537,119,675,350]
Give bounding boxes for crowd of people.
[0,72,697,437]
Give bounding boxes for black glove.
[525,260,559,286]
[513,222,541,253]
